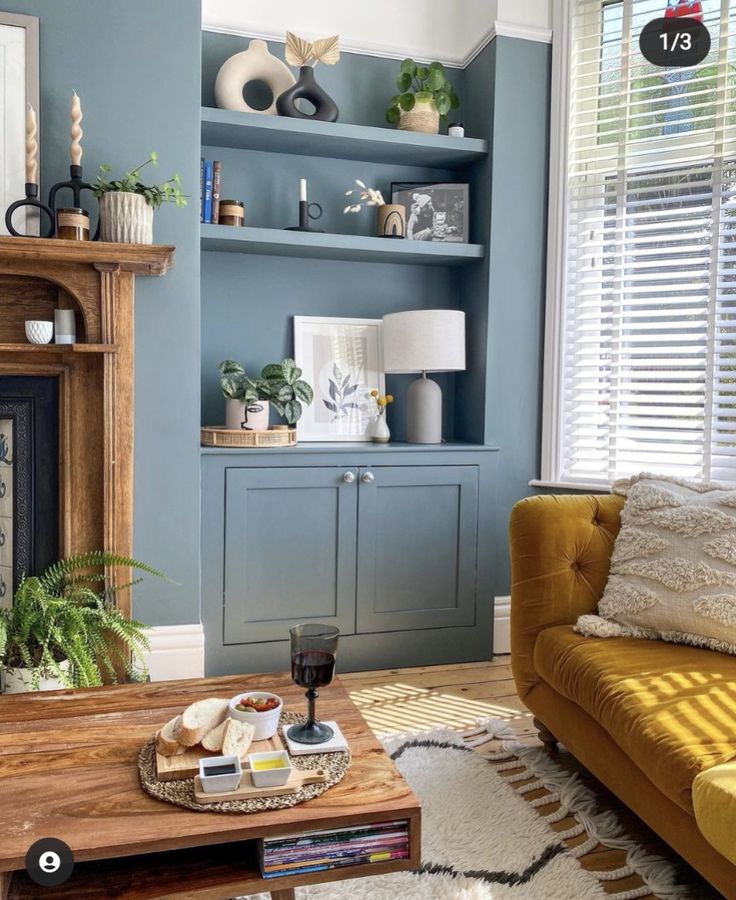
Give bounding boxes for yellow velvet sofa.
[510,493,736,899]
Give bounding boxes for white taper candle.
[300,178,307,203]
[26,104,38,184]
[70,90,83,166]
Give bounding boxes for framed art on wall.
[391,182,469,243]
[294,316,385,442]
[0,12,39,236]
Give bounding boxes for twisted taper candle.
[25,104,38,184]
[70,90,83,166]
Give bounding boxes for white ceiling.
[201,0,552,68]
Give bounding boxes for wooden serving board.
[193,766,327,804]
[155,733,284,782]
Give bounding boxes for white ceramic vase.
[225,398,246,430]
[100,192,154,244]
[243,400,270,431]
[24,320,53,344]
[371,415,391,444]
[3,659,71,693]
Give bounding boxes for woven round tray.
[138,712,351,814]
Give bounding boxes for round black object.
[639,17,711,68]
[277,65,339,122]
[25,837,74,887]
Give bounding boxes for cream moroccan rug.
[241,720,698,899]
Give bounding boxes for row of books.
[258,819,410,879]
[200,158,222,224]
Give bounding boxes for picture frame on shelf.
[0,12,39,236]
[293,316,385,442]
[391,182,469,243]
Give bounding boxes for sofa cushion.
[693,762,736,865]
[534,625,736,812]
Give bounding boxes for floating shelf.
[201,107,488,169]
[201,225,484,266]
[0,343,119,354]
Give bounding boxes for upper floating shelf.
[201,107,488,169]
[201,225,484,266]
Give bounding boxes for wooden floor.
[343,657,721,900]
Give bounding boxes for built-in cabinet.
[202,445,497,674]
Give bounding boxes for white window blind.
[544,0,736,486]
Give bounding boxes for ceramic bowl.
[198,754,242,794]
[247,749,292,788]
[228,691,283,741]
[24,320,53,344]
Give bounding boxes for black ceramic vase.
[277,65,339,122]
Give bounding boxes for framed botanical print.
[0,12,39,236]
[294,316,385,442]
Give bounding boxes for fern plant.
[0,551,165,690]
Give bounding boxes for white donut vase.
[215,39,295,115]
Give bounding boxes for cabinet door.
[356,465,479,633]
[224,467,357,644]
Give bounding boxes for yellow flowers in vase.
[369,389,393,444]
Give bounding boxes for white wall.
[202,0,552,67]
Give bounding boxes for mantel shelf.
[0,237,175,275]
[201,225,484,266]
[201,107,488,169]
[0,343,119,354]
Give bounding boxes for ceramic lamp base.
[406,374,443,444]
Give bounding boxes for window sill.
[528,478,612,493]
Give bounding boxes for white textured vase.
[24,320,53,344]
[2,659,71,693]
[100,192,154,244]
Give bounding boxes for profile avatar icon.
[40,851,61,873]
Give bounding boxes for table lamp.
[382,310,466,444]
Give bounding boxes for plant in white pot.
[218,360,271,431]
[261,358,314,426]
[0,551,164,693]
[386,60,459,134]
[93,152,187,244]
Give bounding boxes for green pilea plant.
[386,59,460,125]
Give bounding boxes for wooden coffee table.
[0,673,420,899]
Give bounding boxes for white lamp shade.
[383,310,466,374]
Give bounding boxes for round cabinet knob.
[361,471,375,484]
[342,471,356,483]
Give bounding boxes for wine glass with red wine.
[287,623,340,745]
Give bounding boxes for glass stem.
[306,687,319,727]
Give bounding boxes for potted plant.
[344,180,406,238]
[218,360,271,431]
[0,551,164,693]
[261,358,314,426]
[386,60,460,134]
[93,152,187,244]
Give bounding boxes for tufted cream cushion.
[576,473,736,655]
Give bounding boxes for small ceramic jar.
[448,122,465,138]
[218,200,245,226]
[56,207,90,240]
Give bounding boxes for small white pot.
[225,398,246,430]
[371,415,391,444]
[228,691,282,741]
[2,659,71,693]
[24,320,53,345]
[100,191,154,244]
[242,400,270,431]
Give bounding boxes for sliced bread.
[174,698,229,747]
[222,718,255,759]
[201,719,228,753]
[156,715,183,756]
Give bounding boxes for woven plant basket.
[399,99,440,134]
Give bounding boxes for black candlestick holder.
[4,183,55,238]
[48,164,100,240]
[286,199,324,233]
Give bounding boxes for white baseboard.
[494,596,511,655]
[143,624,205,682]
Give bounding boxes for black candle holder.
[4,183,54,238]
[286,199,324,233]
[48,164,100,240]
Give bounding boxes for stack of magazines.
[259,820,410,878]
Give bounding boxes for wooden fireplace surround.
[0,237,174,616]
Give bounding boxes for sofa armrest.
[509,493,623,699]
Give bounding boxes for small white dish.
[199,754,242,794]
[247,750,292,788]
[25,320,53,345]
[228,691,282,741]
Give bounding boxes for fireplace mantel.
[0,237,175,615]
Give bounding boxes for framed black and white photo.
[391,182,469,243]
[294,316,385,442]
[0,12,39,236]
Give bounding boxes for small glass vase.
[371,415,391,444]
